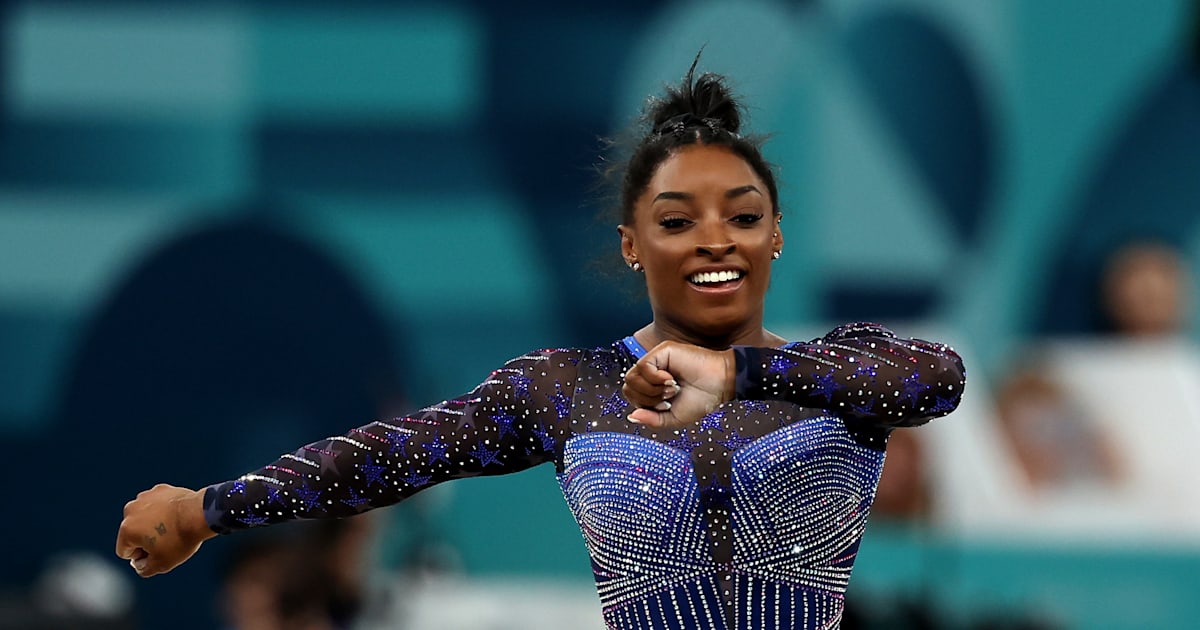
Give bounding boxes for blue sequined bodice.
[560,411,884,629]
[207,324,964,630]
[560,433,716,621]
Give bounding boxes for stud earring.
[630,261,643,272]
[772,251,781,260]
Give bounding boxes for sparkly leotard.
[206,322,965,629]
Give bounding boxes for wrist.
[173,488,217,543]
[729,346,763,401]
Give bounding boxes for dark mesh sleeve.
[204,348,582,534]
[733,322,965,427]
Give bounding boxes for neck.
[634,319,785,350]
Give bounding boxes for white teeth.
[690,270,743,284]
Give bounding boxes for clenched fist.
[115,484,215,577]
[622,341,736,429]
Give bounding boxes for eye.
[732,212,764,224]
[659,217,691,229]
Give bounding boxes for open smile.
[688,269,745,293]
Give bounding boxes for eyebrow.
[652,185,763,203]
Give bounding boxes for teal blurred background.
[1,0,1198,628]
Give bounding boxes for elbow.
[929,349,966,418]
[898,345,966,426]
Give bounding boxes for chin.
[681,310,755,341]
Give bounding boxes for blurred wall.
[1,0,1197,628]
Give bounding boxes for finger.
[137,552,168,578]
[627,408,667,428]
[638,361,681,398]
[637,360,676,387]
[621,382,660,409]
[640,349,682,398]
[115,523,140,560]
[622,365,668,405]
[642,340,679,372]
[622,374,662,404]
[125,547,149,574]
[631,361,679,402]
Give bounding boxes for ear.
[618,224,637,264]
[772,214,784,254]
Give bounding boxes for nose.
[695,221,736,257]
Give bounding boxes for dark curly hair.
[605,55,781,225]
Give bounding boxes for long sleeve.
[204,348,582,534]
[733,322,965,427]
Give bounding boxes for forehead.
[644,144,765,197]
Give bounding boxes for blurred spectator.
[1100,241,1191,338]
[219,516,379,630]
[220,538,302,630]
[993,366,1124,494]
[873,429,931,522]
[946,239,1200,540]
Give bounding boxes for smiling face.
[619,144,783,347]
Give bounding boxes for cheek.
[645,265,680,295]
[744,233,776,262]
[740,226,774,246]
[640,239,687,269]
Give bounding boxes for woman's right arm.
[116,484,215,576]
[116,348,580,577]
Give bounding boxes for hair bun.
[647,62,743,138]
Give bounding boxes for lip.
[686,266,746,294]
[689,276,745,294]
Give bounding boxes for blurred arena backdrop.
[1,0,1198,628]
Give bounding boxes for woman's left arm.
[624,323,965,429]
[734,322,965,427]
